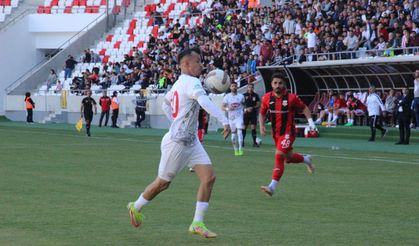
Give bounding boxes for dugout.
[257,57,419,105]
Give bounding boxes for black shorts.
[244,112,257,125]
[84,112,93,122]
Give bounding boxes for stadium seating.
[0,0,19,22]
[37,0,130,14]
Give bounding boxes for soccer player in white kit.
[223,82,245,156]
[127,48,231,238]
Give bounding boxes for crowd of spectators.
[44,0,419,94]
[313,87,417,129]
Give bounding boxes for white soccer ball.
[204,69,231,94]
[256,137,262,145]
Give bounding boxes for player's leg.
[135,107,141,127]
[285,149,315,174]
[236,119,244,154]
[189,165,217,238]
[188,142,217,238]
[260,148,286,197]
[260,136,289,197]
[229,121,239,155]
[127,134,185,228]
[84,113,92,136]
[250,113,258,147]
[315,110,324,124]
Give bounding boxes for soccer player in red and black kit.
[81,90,97,137]
[259,74,316,197]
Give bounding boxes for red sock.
[272,154,285,181]
[287,153,304,163]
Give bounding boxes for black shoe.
[253,143,260,148]
[403,142,409,145]
[368,138,375,142]
[98,125,101,127]
[381,129,388,137]
[395,142,403,145]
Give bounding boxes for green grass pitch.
[1,120,419,245]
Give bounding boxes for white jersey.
[366,93,384,116]
[223,93,245,120]
[164,74,207,144]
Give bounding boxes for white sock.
[237,130,243,150]
[332,114,338,122]
[134,193,149,211]
[268,180,278,191]
[231,133,238,151]
[193,201,209,222]
[327,113,333,122]
[350,119,353,124]
[303,155,310,164]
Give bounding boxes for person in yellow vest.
[25,92,35,124]
[111,91,120,128]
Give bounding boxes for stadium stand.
[3,0,418,128]
[37,0,130,14]
[0,0,20,22]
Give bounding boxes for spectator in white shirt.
[305,27,317,51]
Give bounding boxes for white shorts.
[337,107,349,114]
[228,118,244,132]
[353,109,365,116]
[158,133,211,181]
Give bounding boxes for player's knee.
[203,174,216,186]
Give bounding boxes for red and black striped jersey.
[260,91,306,138]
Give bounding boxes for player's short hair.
[177,47,201,63]
[230,81,237,85]
[271,73,287,82]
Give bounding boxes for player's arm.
[197,95,230,139]
[162,95,173,122]
[295,96,315,129]
[259,95,268,136]
[222,96,229,111]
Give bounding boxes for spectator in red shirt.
[259,73,315,197]
[98,90,112,127]
[260,39,274,64]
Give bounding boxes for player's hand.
[260,125,266,137]
[222,125,231,140]
[80,114,83,118]
[247,107,253,113]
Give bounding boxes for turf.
[1,122,418,245]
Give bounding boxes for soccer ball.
[255,137,262,145]
[204,69,231,94]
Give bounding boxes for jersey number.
[280,139,291,149]
[171,91,179,119]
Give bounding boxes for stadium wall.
[0,14,107,115]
